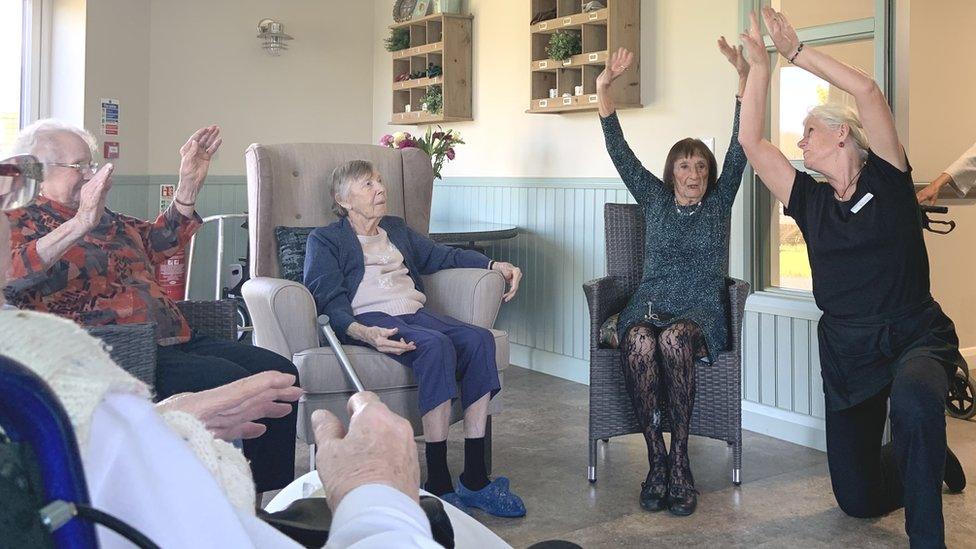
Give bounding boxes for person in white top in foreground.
[916,141,976,204]
[0,155,508,548]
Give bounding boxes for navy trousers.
[825,356,949,548]
[352,308,500,416]
[155,334,300,493]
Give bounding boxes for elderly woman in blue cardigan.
[303,159,525,517]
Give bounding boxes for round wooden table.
[428,221,519,250]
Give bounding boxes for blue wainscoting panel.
[742,293,826,450]
[432,177,635,384]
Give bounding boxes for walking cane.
[316,314,366,392]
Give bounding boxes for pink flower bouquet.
[378,126,465,179]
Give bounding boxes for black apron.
[817,296,967,411]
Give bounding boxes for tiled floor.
[286,365,976,547]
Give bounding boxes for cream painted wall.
[371,0,745,275]
[372,0,742,179]
[147,0,376,175]
[83,0,150,175]
[903,0,976,351]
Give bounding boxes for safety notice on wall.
[160,184,176,214]
[101,98,119,135]
[103,141,120,159]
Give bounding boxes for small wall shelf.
[528,0,641,114]
[389,13,473,125]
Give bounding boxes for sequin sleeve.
[600,112,667,206]
[714,100,748,208]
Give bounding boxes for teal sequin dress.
[601,101,746,362]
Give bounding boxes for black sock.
[460,437,490,491]
[945,447,966,493]
[424,441,454,496]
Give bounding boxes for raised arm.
[713,37,751,205]
[762,7,905,170]
[738,11,796,206]
[597,48,665,205]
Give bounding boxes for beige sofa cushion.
[294,329,509,395]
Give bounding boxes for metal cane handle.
[317,314,366,393]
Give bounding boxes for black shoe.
[639,481,668,512]
[668,487,698,516]
[945,447,966,493]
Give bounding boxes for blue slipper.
[456,476,526,518]
[437,491,473,516]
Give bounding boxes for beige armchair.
[242,143,509,466]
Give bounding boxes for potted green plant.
[421,85,443,115]
[384,28,410,52]
[547,30,582,61]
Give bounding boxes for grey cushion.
[275,226,315,283]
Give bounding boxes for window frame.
[19,0,52,127]
[737,0,893,300]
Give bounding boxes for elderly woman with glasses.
[303,159,526,517]
[3,119,301,495]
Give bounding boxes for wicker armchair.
[86,300,238,389]
[583,203,750,485]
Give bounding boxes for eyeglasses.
[47,161,99,174]
[0,154,44,211]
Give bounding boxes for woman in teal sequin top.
[597,42,748,516]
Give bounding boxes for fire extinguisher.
[156,250,187,302]
[154,184,187,301]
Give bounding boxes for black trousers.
[155,334,300,493]
[825,356,949,548]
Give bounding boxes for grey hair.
[330,160,374,218]
[10,119,97,163]
[805,104,870,161]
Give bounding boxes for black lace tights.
[619,320,705,498]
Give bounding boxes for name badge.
[850,192,874,213]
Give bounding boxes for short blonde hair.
[330,160,374,218]
[805,104,870,161]
[11,119,97,163]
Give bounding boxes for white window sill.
[745,288,823,321]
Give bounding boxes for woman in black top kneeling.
[738,8,967,548]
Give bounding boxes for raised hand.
[718,36,749,78]
[177,125,222,198]
[75,163,114,230]
[761,6,801,59]
[491,261,523,302]
[313,391,421,509]
[156,371,302,441]
[596,47,635,90]
[740,11,770,70]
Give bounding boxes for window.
[750,0,890,292]
[0,0,26,154]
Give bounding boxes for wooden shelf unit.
[528,0,641,114]
[389,13,472,125]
